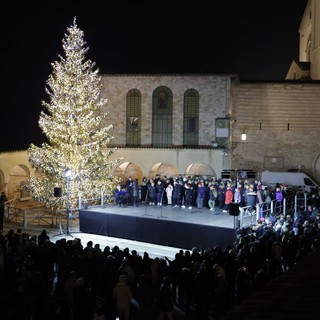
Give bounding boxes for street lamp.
[64,168,73,237]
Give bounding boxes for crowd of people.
[114,174,320,217]
[1,175,319,319]
[0,208,319,319]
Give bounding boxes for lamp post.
[64,168,73,236]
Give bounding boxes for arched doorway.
[149,162,179,179]
[113,162,143,185]
[8,165,31,200]
[185,162,216,178]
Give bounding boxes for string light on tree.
[27,17,122,209]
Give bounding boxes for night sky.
[3,1,308,152]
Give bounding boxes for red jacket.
[225,188,234,204]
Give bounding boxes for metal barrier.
[23,208,56,227]
[238,193,308,230]
[294,191,308,218]
[5,203,25,226]
[4,200,79,228]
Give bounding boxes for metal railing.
[4,200,79,228]
[238,192,309,230]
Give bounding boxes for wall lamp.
[241,130,247,142]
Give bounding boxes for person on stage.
[196,182,206,209]
[184,184,193,209]
[172,181,181,207]
[165,183,173,206]
[156,180,164,206]
[140,177,148,203]
[148,181,156,205]
[208,185,218,212]
[126,176,134,205]
[114,183,122,206]
[133,178,140,207]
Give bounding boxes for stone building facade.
[1,76,319,199]
[231,81,320,180]
[0,0,319,200]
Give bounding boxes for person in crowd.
[114,183,123,206]
[196,182,206,209]
[275,186,284,215]
[310,188,320,209]
[63,270,78,319]
[161,176,171,205]
[172,180,181,207]
[193,264,213,319]
[263,186,273,214]
[156,180,165,206]
[148,181,156,206]
[218,183,226,210]
[212,263,228,317]
[113,274,133,320]
[37,229,50,245]
[134,274,155,320]
[223,186,234,213]
[246,185,257,214]
[140,177,148,203]
[208,184,218,212]
[133,178,140,207]
[256,185,266,219]
[125,176,134,205]
[165,182,173,206]
[73,277,94,320]
[233,185,242,205]
[156,276,174,320]
[180,178,187,207]
[183,184,193,209]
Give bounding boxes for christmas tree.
[27,17,122,209]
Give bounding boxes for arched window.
[152,86,173,147]
[183,89,199,146]
[126,89,141,146]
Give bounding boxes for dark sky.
[3,1,308,152]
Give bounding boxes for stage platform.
[79,204,237,250]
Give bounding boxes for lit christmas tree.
[28,17,122,209]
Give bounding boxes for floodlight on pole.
[64,168,72,178]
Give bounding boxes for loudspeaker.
[229,202,240,216]
[54,187,62,198]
